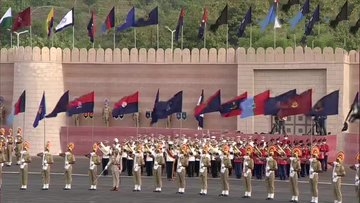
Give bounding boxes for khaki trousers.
[153,166,162,188]
[111,165,120,188]
[200,168,208,190]
[244,171,252,193]
[265,172,275,194]
[42,167,50,185]
[290,173,299,196]
[333,178,342,202]
[89,167,97,185]
[133,169,142,186]
[177,169,186,188]
[220,169,229,191]
[21,165,28,186]
[309,174,319,197]
[65,165,72,185]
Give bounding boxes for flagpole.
[250,25,252,48]
[51,34,54,48]
[113,30,116,50]
[30,26,32,47]
[181,25,184,50]
[204,24,206,48]
[134,29,137,48]
[156,24,159,49]
[226,24,229,50]
[43,117,46,149]
[9,30,13,48]
[273,27,276,49]
[91,114,94,143]
[66,116,69,144]
[23,111,26,141]
[294,34,296,49]
[72,26,75,49]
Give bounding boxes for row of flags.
[13,89,352,130]
[1,1,359,46]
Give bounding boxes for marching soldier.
[102,99,110,127]
[350,154,360,201]
[0,98,5,126]
[219,145,232,197]
[19,141,31,190]
[309,146,322,203]
[152,144,165,192]
[265,146,278,200]
[198,145,211,195]
[289,147,302,203]
[176,145,189,194]
[14,128,23,165]
[37,141,54,190]
[105,146,122,191]
[0,139,6,188]
[132,144,145,191]
[59,143,76,190]
[329,152,346,203]
[242,146,254,198]
[85,143,101,190]
[6,128,14,166]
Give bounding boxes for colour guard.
[85,143,101,190]
[59,143,76,190]
[14,128,23,165]
[289,147,301,203]
[176,144,189,194]
[265,146,278,200]
[152,144,165,192]
[19,141,31,190]
[105,145,122,191]
[132,144,144,192]
[309,146,322,203]
[329,151,346,203]
[37,141,54,190]
[219,144,232,197]
[198,144,211,195]
[242,145,254,198]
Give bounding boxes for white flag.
[55,8,74,33]
[274,16,282,29]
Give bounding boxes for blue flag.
[117,7,135,33]
[304,5,320,36]
[240,97,255,118]
[134,7,158,27]
[260,4,276,32]
[46,91,69,118]
[33,92,46,128]
[154,91,183,119]
[290,0,310,30]
[310,90,339,116]
[238,7,252,37]
[151,89,160,125]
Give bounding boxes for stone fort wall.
[0,46,359,155]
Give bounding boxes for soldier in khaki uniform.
[132,145,145,192]
[176,145,189,194]
[309,147,322,203]
[0,139,6,188]
[59,143,76,190]
[37,141,54,190]
[198,145,211,195]
[102,99,111,127]
[242,146,254,198]
[265,146,278,200]
[6,128,14,166]
[19,141,31,190]
[152,144,165,192]
[85,143,101,190]
[329,152,346,203]
[14,128,23,165]
[350,154,360,202]
[105,147,122,191]
[219,145,232,197]
[289,147,302,203]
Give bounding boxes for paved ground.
[0,157,358,203]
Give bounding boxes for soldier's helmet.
[23,141,30,150]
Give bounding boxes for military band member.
[6,128,14,166]
[176,145,189,194]
[99,141,111,176]
[105,147,122,191]
[329,152,346,203]
[152,144,165,192]
[165,141,176,181]
[350,154,360,201]
[198,145,211,195]
[309,147,322,203]
[59,143,76,190]
[0,140,6,188]
[289,148,302,203]
[132,145,145,191]
[265,146,278,200]
[37,141,54,190]
[19,141,31,190]
[242,146,254,198]
[85,143,101,190]
[219,145,232,197]
[14,128,23,165]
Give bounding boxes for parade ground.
[0,156,358,203]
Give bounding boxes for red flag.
[254,90,270,115]
[278,89,312,117]
[13,7,31,32]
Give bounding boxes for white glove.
[44,160,47,164]
[104,165,108,170]
[200,163,204,167]
[245,162,249,166]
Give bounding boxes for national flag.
[195,90,204,129]
[194,90,221,117]
[0,8,12,30]
[274,16,282,29]
[55,8,74,33]
[67,91,95,116]
[102,7,115,33]
[309,90,339,116]
[220,92,247,117]
[282,0,300,12]
[134,7,158,27]
[330,1,352,29]
[33,92,46,128]
[46,91,69,118]
[14,90,26,115]
[237,7,252,37]
[46,8,55,37]
[87,11,96,43]
[350,18,360,35]
[175,8,186,42]
[112,91,139,117]
[153,91,183,119]
[278,89,312,117]
[290,0,310,30]
[265,89,297,115]
[260,3,276,32]
[151,89,160,125]
[210,4,228,32]
[117,7,135,33]
[198,8,209,40]
[13,7,31,32]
